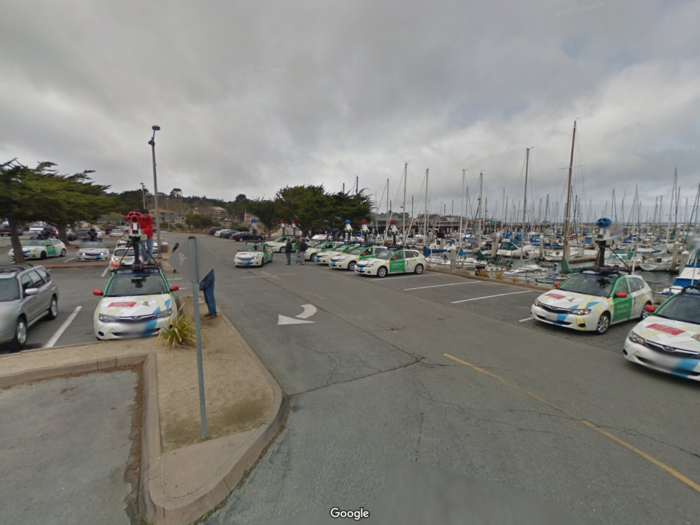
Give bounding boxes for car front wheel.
[60,249,66,257]
[377,266,388,278]
[11,317,28,352]
[348,261,356,271]
[40,251,47,259]
[596,313,610,335]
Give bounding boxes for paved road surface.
[0,371,139,524]
[168,233,700,525]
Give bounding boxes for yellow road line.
[308,292,324,299]
[443,353,700,494]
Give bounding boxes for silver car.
[0,265,59,351]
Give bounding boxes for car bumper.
[234,258,262,267]
[330,260,349,269]
[95,316,173,340]
[78,254,106,261]
[623,339,700,380]
[355,265,378,276]
[530,305,597,331]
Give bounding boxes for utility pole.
[148,125,162,258]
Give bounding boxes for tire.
[46,296,58,320]
[596,313,611,335]
[348,261,356,271]
[414,264,424,275]
[641,303,652,319]
[11,317,28,352]
[377,266,388,278]
[60,249,66,257]
[40,251,47,260]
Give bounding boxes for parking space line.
[452,290,534,303]
[443,352,700,495]
[405,282,482,291]
[43,306,82,348]
[62,257,75,263]
[101,267,109,277]
[519,317,533,322]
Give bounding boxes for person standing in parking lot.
[299,238,308,265]
[285,239,293,265]
[200,269,217,318]
[139,209,154,258]
[295,238,302,264]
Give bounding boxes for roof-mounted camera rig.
[594,218,631,274]
[121,211,157,271]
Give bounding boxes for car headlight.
[570,308,591,315]
[156,309,173,319]
[534,299,543,307]
[628,331,645,344]
[99,313,117,322]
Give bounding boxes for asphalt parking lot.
[0,234,185,353]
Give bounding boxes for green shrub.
[157,305,196,348]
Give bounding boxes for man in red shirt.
[139,209,154,258]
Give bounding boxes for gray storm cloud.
[1,0,698,221]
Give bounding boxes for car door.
[28,269,52,314]
[389,250,406,274]
[20,272,42,323]
[404,250,417,272]
[44,240,56,257]
[627,277,644,318]
[611,277,632,323]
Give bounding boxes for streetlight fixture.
[148,125,162,258]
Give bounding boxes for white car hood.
[536,290,605,311]
[633,316,700,353]
[236,251,262,260]
[80,248,108,254]
[98,294,172,319]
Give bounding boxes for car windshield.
[374,249,396,260]
[81,241,105,248]
[348,246,366,255]
[105,273,168,296]
[22,240,45,247]
[112,228,122,233]
[244,243,264,252]
[0,278,20,301]
[558,273,617,297]
[113,248,134,257]
[655,293,700,325]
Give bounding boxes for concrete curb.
[426,268,549,292]
[138,312,287,525]
[0,354,149,389]
[43,262,108,269]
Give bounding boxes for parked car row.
[209,227,265,242]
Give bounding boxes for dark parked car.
[207,227,223,235]
[223,230,239,239]
[0,227,24,237]
[232,232,264,242]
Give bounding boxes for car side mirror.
[93,289,103,296]
[644,304,656,312]
[615,292,628,299]
[170,285,179,292]
[554,283,560,288]
[391,256,397,260]
[24,288,39,296]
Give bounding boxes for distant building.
[192,206,228,220]
[149,208,183,224]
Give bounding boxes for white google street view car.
[624,285,700,381]
[77,240,110,261]
[234,242,273,267]
[8,238,67,260]
[355,247,426,277]
[93,267,179,340]
[314,243,360,265]
[531,270,653,334]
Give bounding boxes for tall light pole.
[140,182,147,209]
[148,126,162,258]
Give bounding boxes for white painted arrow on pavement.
[278,304,317,325]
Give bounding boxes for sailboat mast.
[521,147,530,260]
[477,172,483,253]
[385,178,390,244]
[424,169,429,242]
[563,121,576,263]
[459,169,466,253]
[402,162,407,243]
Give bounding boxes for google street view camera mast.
[124,211,145,270]
[361,219,369,243]
[344,219,352,241]
[594,217,616,270]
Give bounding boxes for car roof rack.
[1,265,32,273]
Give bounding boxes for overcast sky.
[2,0,698,223]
